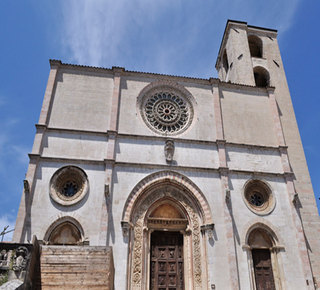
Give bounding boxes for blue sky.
[1,0,319,241]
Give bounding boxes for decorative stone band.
[147,217,188,230]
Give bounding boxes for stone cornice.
[219,81,274,93]
[49,59,215,85]
[48,59,274,92]
[27,155,291,177]
[38,125,284,151]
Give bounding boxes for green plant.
[0,272,8,286]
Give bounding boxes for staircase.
[40,245,114,289]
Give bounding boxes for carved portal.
[130,186,203,290]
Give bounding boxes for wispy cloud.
[11,145,30,165]
[0,118,29,173]
[60,0,301,78]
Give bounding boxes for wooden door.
[252,249,276,290]
[150,231,184,290]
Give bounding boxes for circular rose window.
[50,166,89,206]
[243,180,275,215]
[141,90,193,135]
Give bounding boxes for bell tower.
[217,20,320,287]
[216,20,276,88]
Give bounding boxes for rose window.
[50,166,89,206]
[62,181,79,197]
[243,180,276,215]
[143,91,192,135]
[249,191,264,207]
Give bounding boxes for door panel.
[252,249,276,290]
[150,231,184,290]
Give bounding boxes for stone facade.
[12,20,320,289]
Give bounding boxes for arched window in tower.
[254,67,270,87]
[248,35,263,58]
[248,228,279,290]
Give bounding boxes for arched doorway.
[249,229,276,290]
[122,171,213,290]
[244,224,284,290]
[148,202,186,290]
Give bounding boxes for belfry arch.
[122,171,213,290]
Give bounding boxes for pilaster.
[213,83,240,289]
[268,88,315,288]
[99,68,124,245]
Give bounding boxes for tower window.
[248,35,263,58]
[253,67,270,87]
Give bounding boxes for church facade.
[12,20,320,289]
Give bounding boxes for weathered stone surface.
[0,279,23,290]
[40,246,114,290]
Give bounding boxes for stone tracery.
[144,91,190,134]
[137,81,195,136]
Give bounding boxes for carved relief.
[0,249,8,268]
[130,187,203,288]
[164,139,175,162]
[13,247,29,272]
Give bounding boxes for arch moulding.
[122,170,214,290]
[122,170,213,225]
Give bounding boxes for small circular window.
[140,89,194,135]
[243,180,275,215]
[50,166,89,206]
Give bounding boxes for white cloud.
[59,0,301,77]
[0,215,15,242]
